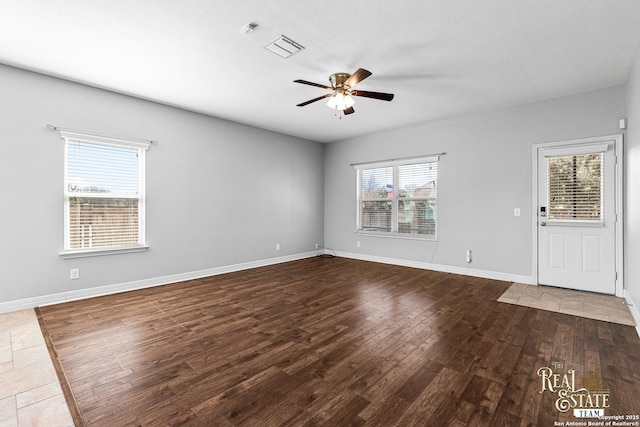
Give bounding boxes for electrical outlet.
[70,268,80,280]
[315,243,319,249]
[465,250,472,263]
[356,241,361,248]
[276,243,280,251]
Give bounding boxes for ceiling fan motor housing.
[330,73,351,89]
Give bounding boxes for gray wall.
[0,61,634,310]
[324,85,626,279]
[626,46,640,309]
[0,64,324,305]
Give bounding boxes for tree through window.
[356,157,438,238]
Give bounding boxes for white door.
[537,139,617,294]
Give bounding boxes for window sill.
[355,231,437,241]
[60,245,149,259]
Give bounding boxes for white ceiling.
[1,0,640,143]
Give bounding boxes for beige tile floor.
[0,309,74,427]
[498,282,636,326]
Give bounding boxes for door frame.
[531,134,624,297]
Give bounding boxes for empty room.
[1,1,640,426]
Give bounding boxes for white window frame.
[60,130,150,259]
[355,156,438,240]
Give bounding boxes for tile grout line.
[12,395,18,426]
[9,322,18,427]
[34,307,85,427]
[498,283,636,326]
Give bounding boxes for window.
[356,157,438,238]
[547,153,603,221]
[61,130,149,257]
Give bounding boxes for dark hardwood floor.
[36,257,640,426]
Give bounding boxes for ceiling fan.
[294,68,394,115]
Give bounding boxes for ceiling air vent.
[265,35,304,58]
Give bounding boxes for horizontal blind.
[397,161,437,235]
[547,153,602,221]
[65,139,141,249]
[360,166,393,232]
[357,158,438,237]
[66,141,139,195]
[398,162,437,199]
[360,167,393,199]
[68,197,139,248]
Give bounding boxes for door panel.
[582,235,601,273]
[537,140,616,294]
[548,234,566,269]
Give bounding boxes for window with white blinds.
[63,132,148,253]
[356,157,438,238]
[360,166,393,232]
[547,153,603,221]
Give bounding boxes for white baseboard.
[0,251,321,315]
[335,251,640,334]
[4,250,636,336]
[624,290,640,337]
[333,251,533,284]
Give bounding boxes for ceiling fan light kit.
[294,68,394,116]
[326,91,355,110]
